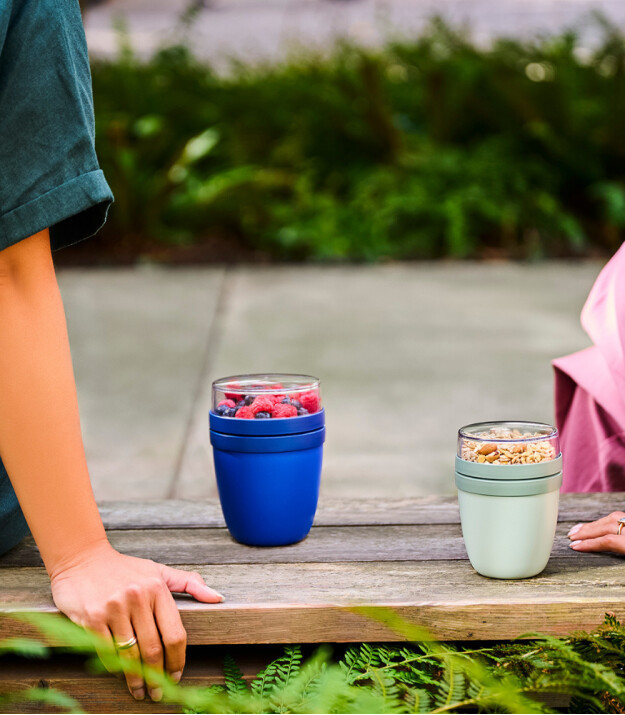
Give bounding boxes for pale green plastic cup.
[456,421,562,580]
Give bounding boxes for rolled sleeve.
[0,0,113,252]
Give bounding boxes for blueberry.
[236,399,246,408]
[244,395,255,406]
[297,407,309,416]
[280,397,292,405]
[291,400,302,409]
[223,407,237,417]
[216,404,228,416]
[255,411,272,419]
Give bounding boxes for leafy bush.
[3,611,625,713]
[88,15,625,262]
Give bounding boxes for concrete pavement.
[56,262,601,502]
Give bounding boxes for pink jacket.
[553,244,625,491]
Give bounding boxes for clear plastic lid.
[458,421,559,465]
[212,373,322,419]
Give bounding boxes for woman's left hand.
[568,511,625,554]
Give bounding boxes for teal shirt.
[0,0,113,554]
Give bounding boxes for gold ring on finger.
[618,519,625,536]
[115,636,138,651]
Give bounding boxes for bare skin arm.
[0,229,223,701]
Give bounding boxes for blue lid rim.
[209,408,325,436]
[210,426,326,453]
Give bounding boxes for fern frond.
[223,654,249,695]
[250,657,280,697]
[433,658,466,710]
[402,685,432,714]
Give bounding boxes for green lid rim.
[455,454,562,479]
[455,471,563,497]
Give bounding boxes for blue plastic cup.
[209,374,325,546]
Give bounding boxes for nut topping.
[477,443,498,455]
[460,427,557,465]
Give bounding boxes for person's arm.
[0,229,223,701]
[568,511,625,553]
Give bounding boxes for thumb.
[158,564,225,603]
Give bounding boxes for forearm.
[0,230,107,574]
[0,231,221,699]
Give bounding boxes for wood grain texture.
[3,599,624,645]
[0,521,605,568]
[97,496,460,529]
[96,493,625,530]
[1,556,622,608]
[0,650,270,714]
[2,557,624,643]
[3,495,625,646]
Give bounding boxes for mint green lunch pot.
[456,421,562,579]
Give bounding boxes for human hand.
[49,542,223,701]
[568,511,625,555]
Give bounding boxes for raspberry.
[235,406,255,419]
[217,399,236,409]
[299,391,320,413]
[224,383,243,400]
[250,396,275,415]
[272,403,298,419]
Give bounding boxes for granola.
[460,428,557,465]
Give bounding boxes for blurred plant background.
[72,7,625,264]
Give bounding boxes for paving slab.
[57,267,225,499]
[174,262,602,500]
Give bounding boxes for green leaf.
[0,637,49,658]
[223,654,249,695]
[180,128,220,164]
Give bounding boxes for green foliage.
[88,15,625,262]
[223,653,249,695]
[4,612,625,712]
[0,686,83,714]
[251,645,303,698]
[0,637,49,658]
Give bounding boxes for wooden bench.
[1,493,624,712]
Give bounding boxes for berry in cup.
[212,374,321,419]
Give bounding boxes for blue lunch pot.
[209,374,325,546]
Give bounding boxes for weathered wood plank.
[3,496,624,646]
[97,494,625,530]
[0,522,597,567]
[2,558,624,643]
[2,558,621,609]
[557,492,625,520]
[3,598,623,645]
[0,649,270,714]
[1,525,467,567]
[97,497,461,529]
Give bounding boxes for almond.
[477,443,497,456]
